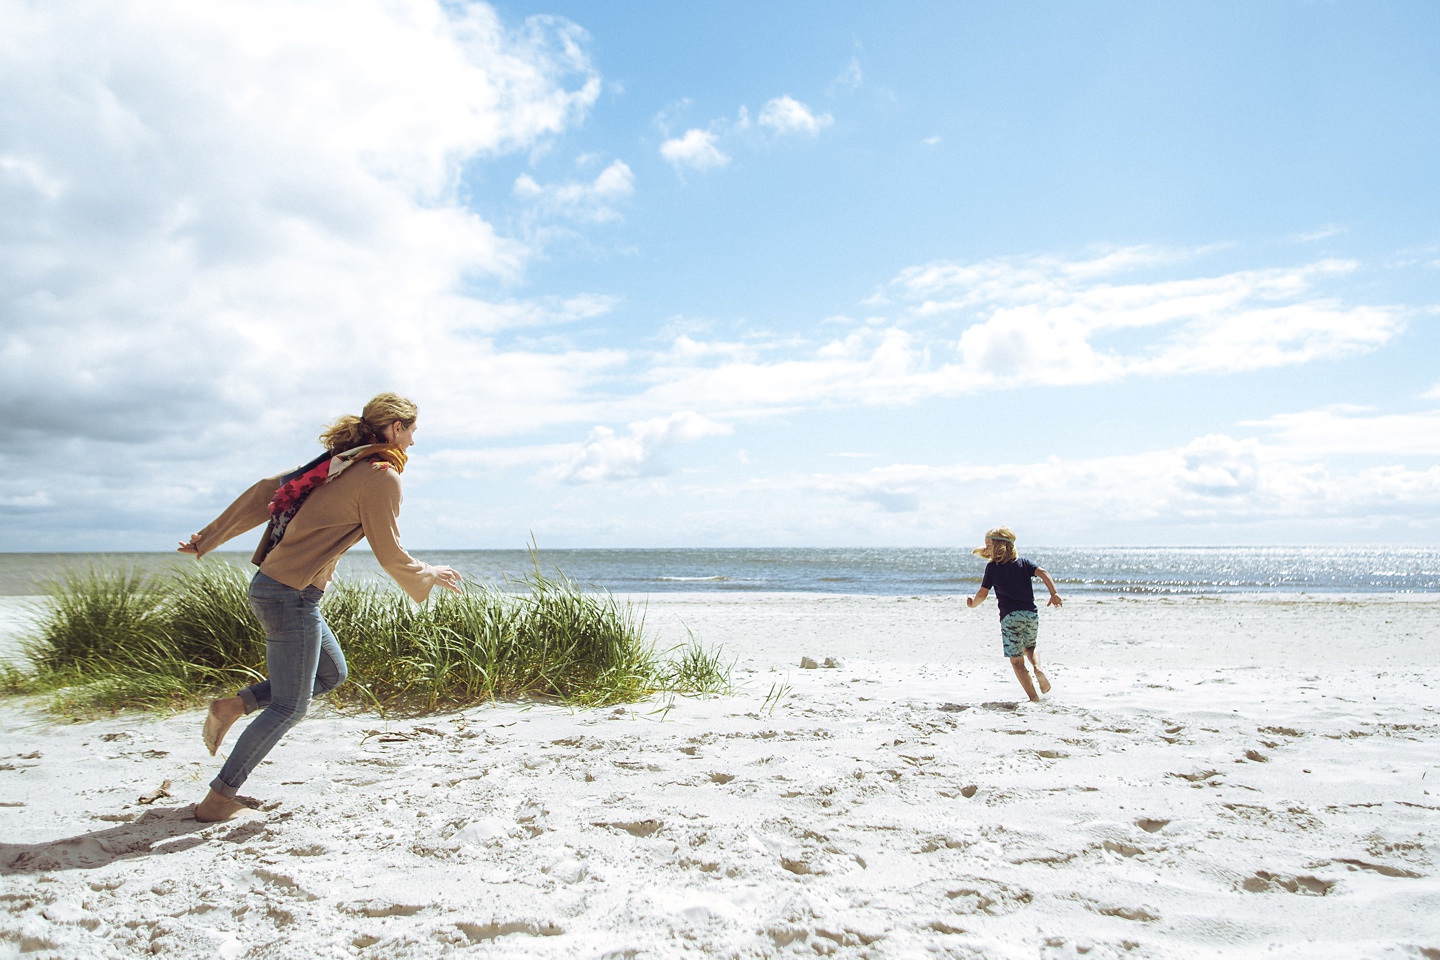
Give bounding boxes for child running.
[964,526,1061,702]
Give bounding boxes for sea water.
[0,546,1436,597]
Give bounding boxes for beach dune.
[1,593,1437,958]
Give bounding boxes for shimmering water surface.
[0,547,1436,597]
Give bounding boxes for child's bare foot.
[203,697,245,756]
[194,789,251,823]
[1035,668,1051,695]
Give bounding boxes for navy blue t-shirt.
[981,558,1038,619]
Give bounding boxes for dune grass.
[7,559,730,716]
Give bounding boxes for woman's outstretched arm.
[179,475,282,557]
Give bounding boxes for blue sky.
[1,0,1437,550]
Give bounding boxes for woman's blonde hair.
[319,393,418,452]
[971,526,1018,563]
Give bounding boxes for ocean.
[0,546,1437,598]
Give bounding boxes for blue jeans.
[210,572,348,798]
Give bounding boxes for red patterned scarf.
[256,444,407,561]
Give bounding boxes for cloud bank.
[1,0,610,450]
[724,405,1440,541]
[0,0,615,539]
[0,4,1430,549]
[643,248,1406,410]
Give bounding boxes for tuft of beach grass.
[6,558,730,716]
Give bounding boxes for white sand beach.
[1,593,1438,959]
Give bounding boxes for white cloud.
[1292,225,1346,242]
[831,57,863,93]
[756,416,1440,535]
[425,442,577,477]
[458,293,617,334]
[659,129,729,171]
[1177,434,1262,496]
[935,264,1399,388]
[643,326,933,412]
[0,154,65,200]
[2,0,609,443]
[1244,406,1440,458]
[657,94,830,178]
[0,0,619,541]
[637,250,1406,414]
[554,411,732,484]
[0,491,53,509]
[513,158,633,222]
[758,96,833,136]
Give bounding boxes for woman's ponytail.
[319,393,419,453]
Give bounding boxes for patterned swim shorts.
[1000,610,1039,658]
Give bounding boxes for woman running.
[178,392,461,821]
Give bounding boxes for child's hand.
[1047,594,1063,608]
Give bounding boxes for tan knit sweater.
[193,463,439,603]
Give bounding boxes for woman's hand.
[434,565,463,594]
[177,533,202,556]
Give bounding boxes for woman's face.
[386,419,418,451]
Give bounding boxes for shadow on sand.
[0,805,266,874]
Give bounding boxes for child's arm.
[965,587,989,609]
[1035,567,1063,607]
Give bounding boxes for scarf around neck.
[256,444,408,561]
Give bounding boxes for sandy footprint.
[1237,870,1335,895]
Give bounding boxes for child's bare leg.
[1025,648,1051,694]
[1010,656,1040,702]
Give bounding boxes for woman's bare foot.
[203,697,245,756]
[194,789,250,823]
[1035,668,1051,695]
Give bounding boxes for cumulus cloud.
[554,412,731,484]
[2,0,607,437]
[757,96,833,136]
[659,129,729,172]
[1177,435,1262,496]
[0,0,617,541]
[658,93,832,176]
[513,159,633,222]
